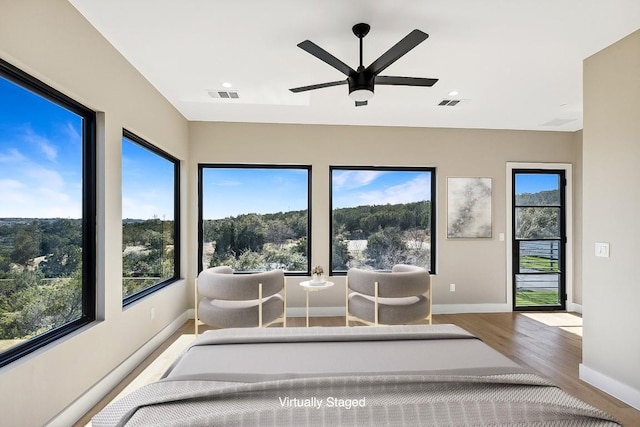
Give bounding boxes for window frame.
[329,165,436,275]
[121,129,181,306]
[198,163,312,275]
[0,58,96,368]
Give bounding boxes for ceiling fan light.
[349,89,374,102]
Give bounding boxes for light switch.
[499,233,505,241]
[595,242,610,258]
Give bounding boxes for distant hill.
[516,190,560,206]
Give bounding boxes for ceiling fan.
[290,23,438,106]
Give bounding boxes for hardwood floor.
[75,313,640,426]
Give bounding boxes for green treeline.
[122,218,175,298]
[200,200,432,272]
[516,189,560,206]
[332,201,432,271]
[332,201,431,239]
[0,217,175,341]
[515,190,561,239]
[0,218,83,341]
[202,210,308,272]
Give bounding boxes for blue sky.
[515,173,560,195]
[202,168,308,219]
[0,76,83,218]
[201,168,432,219]
[122,138,175,220]
[1,73,552,220]
[332,169,432,209]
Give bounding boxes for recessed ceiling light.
[222,82,232,88]
[449,90,459,97]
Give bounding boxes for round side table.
[299,280,334,327]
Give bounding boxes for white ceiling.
[69,0,640,131]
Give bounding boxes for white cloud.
[39,141,58,162]
[0,178,81,217]
[122,193,174,220]
[0,148,26,163]
[37,187,71,203]
[0,178,25,190]
[23,127,58,161]
[26,168,65,189]
[63,121,81,142]
[332,170,384,190]
[356,175,431,205]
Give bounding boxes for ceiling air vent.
[208,90,240,99]
[438,99,461,106]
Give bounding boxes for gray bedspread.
[93,325,620,426]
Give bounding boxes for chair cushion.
[348,292,429,325]
[198,268,284,300]
[198,294,284,328]
[347,266,429,297]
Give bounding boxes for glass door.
[513,170,566,310]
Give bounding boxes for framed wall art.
[447,177,492,238]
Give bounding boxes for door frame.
[506,162,573,311]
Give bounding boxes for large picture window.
[199,165,310,274]
[331,166,435,274]
[0,59,96,367]
[122,130,180,304]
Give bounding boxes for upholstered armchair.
[346,264,431,326]
[195,266,286,334]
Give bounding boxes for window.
[0,58,96,368]
[122,130,180,304]
[330,166,435,274]
[199,165,310,274]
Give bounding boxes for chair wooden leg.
[258,282,263,328]
[345,277,350,327]
[374,281,379,326]
[283,278,287,328]
[194,278,199,336]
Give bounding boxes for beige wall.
[189,122,580,311]
[582,29,640,403]
[0,2,189,426]
[573,130,584,305]
[0,0,590,425]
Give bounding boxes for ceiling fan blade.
[355,100,368,107]
[376,76,438,87]
[365,30,429,76]
[289,80,347,93]
[297,40,356,76]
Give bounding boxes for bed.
[93,324,620,426]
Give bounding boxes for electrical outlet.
[150,307,156,320]
[449,283,456,292]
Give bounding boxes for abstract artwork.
[447,177,492,238]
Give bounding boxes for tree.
[40,245,81,278]
[331,224,352,270]
[516,207,559,239]
[365,227,407,270]
[265,246,306,271]
[264,219,294,245]
[230,250,266,271]
[11,223,41,266]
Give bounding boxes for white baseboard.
[433,303,511,314]
[286,306,345,318]
[567,302,583,314]
[190,306,347,319]
[579,363,640,410]
[193,303,583,319]
[47,311,190,427]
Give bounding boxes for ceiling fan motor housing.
[348,71,375,95]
